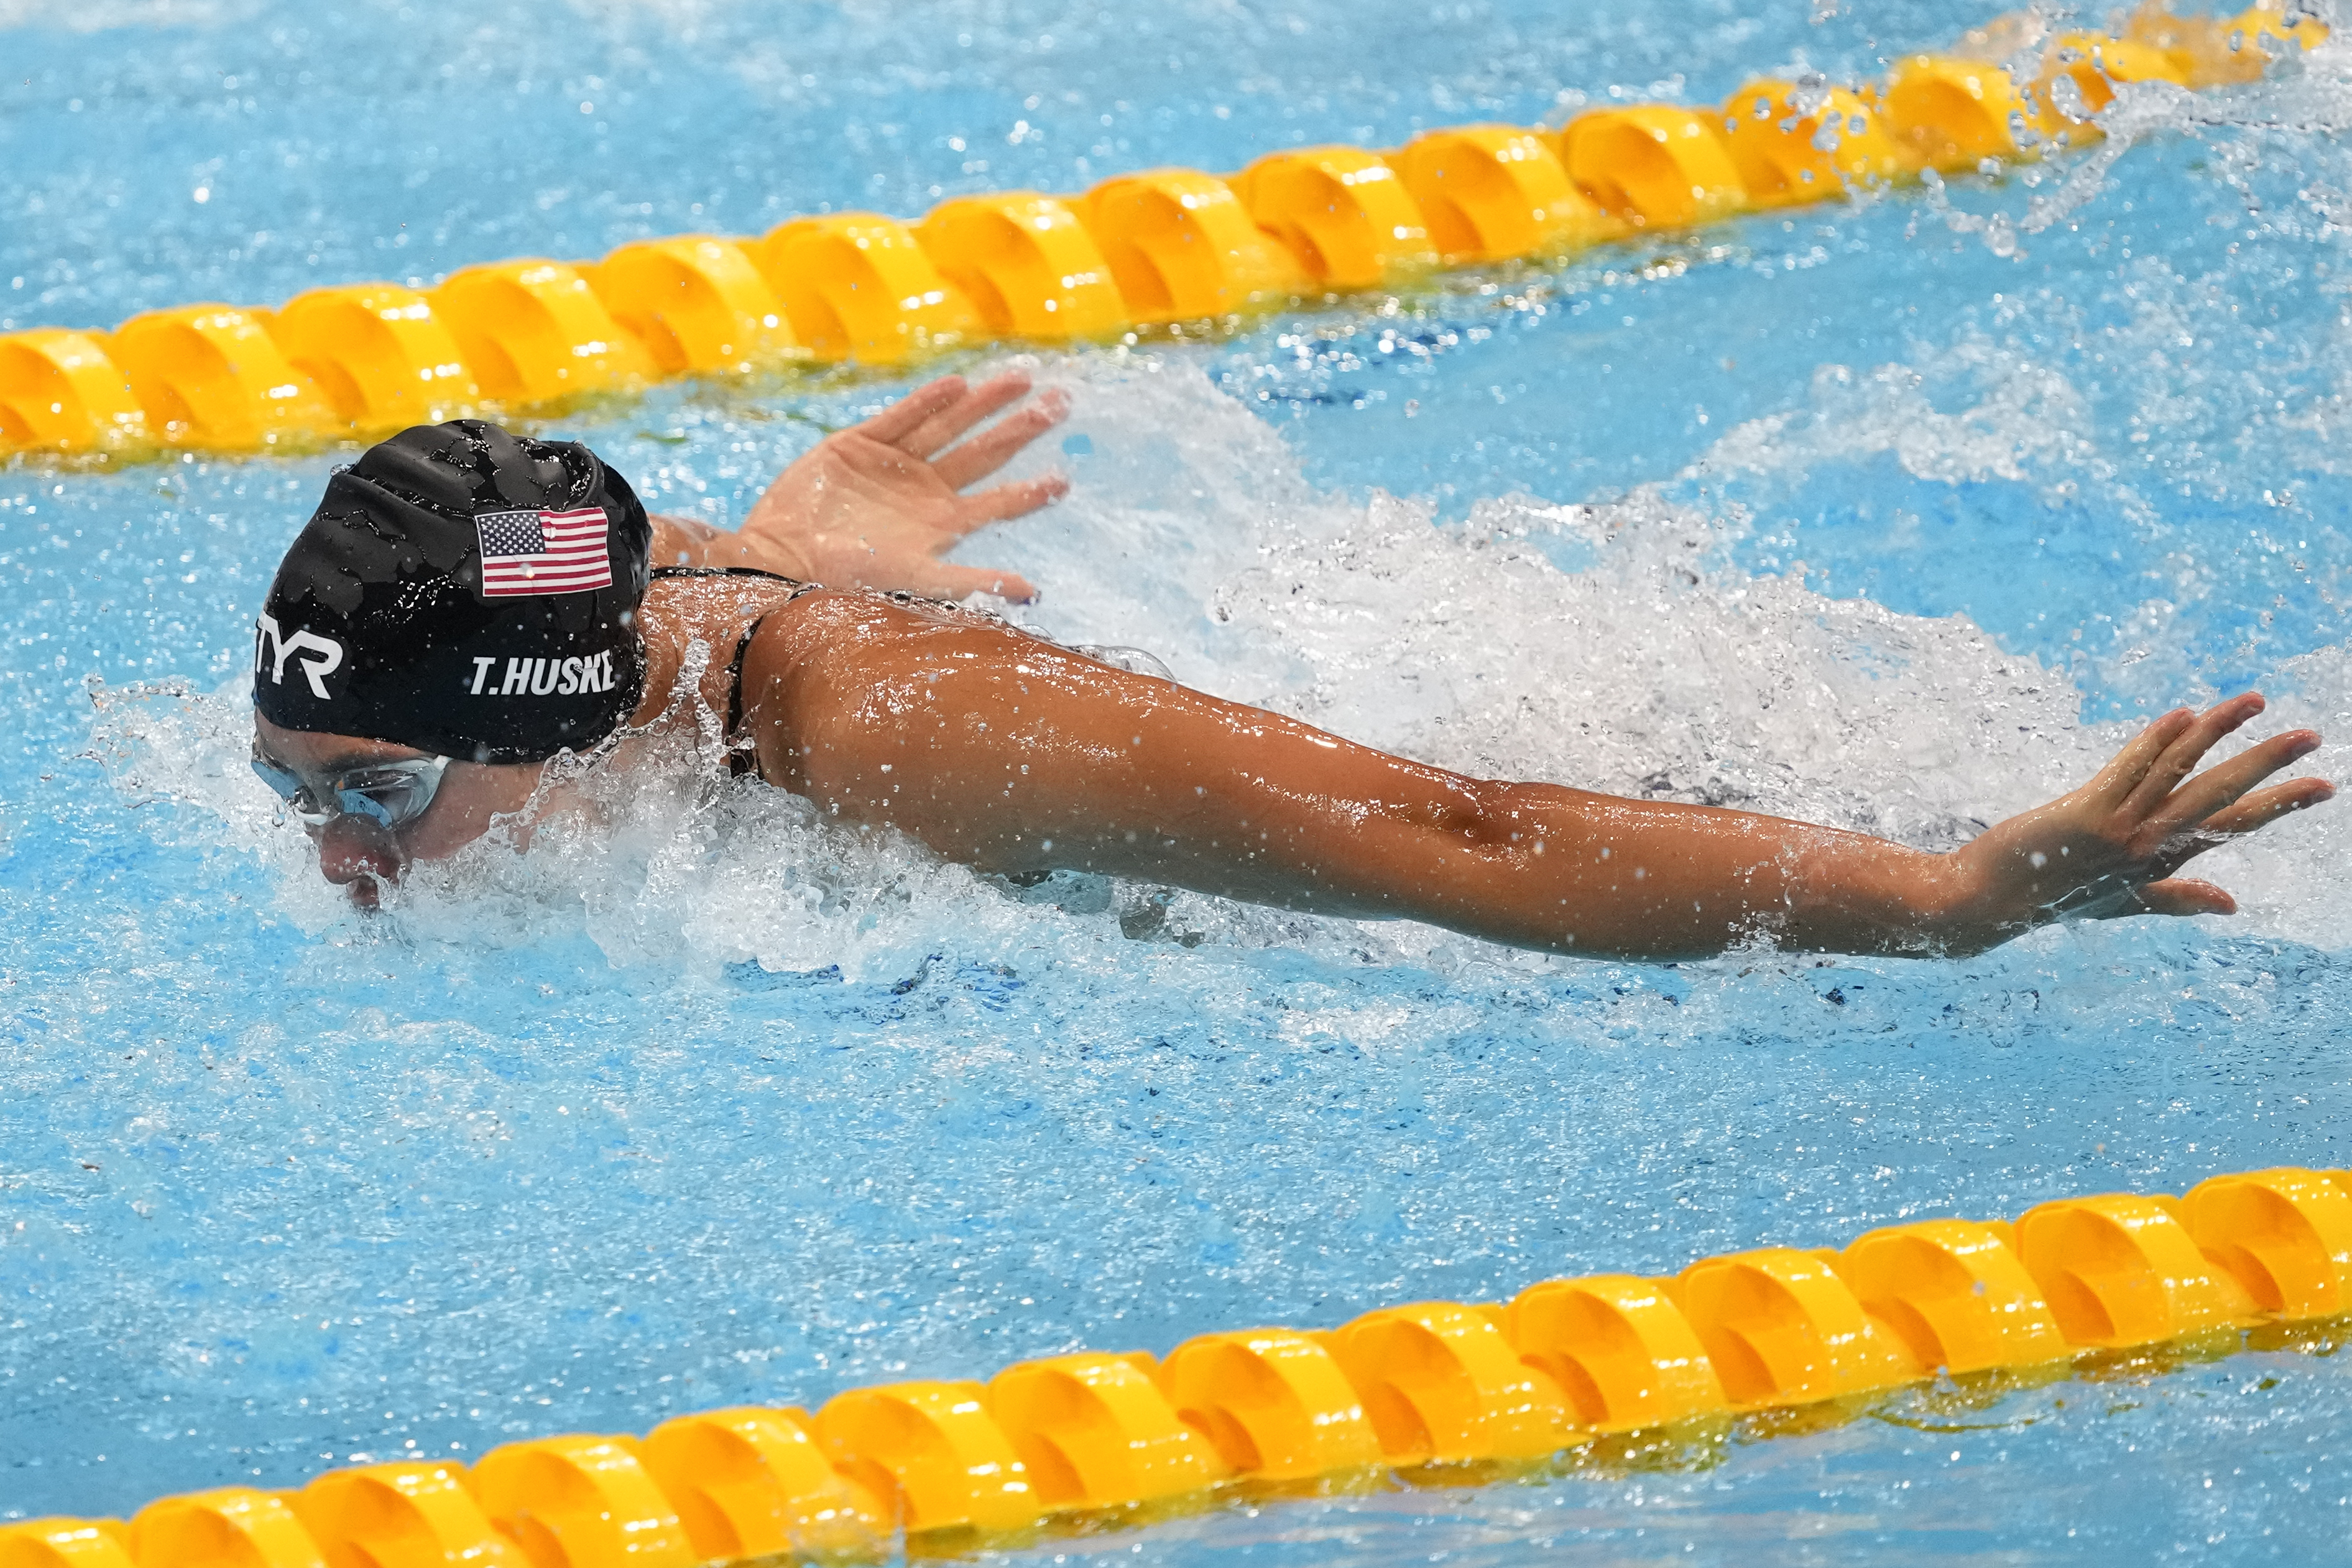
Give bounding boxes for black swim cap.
[252,420,651,764]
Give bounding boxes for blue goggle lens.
[251,752,449,831]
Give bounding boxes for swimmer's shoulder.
[737,589,1048,711]
[747,583,1021,644]
[647,563,806,596]
[640,565,813,624]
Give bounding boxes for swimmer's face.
[252,713,543,908]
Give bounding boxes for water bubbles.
[15,3,2352,1544]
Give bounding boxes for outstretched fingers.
[2084,706,2195,809]
[2066,739,2328,921]
[2199,773,2336,836]
[2138,773,2335,880]
[931,387,1071,491]
[949,474,1069,532]
[2123,877,2239,918]
[855,375,969,448]
[897,370,1041,459]
[2140,727,2323,843]
[898,557,1040,604]
[2119,693,2266,819]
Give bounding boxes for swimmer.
[249,371,2332,957]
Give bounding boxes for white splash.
[1694,347,2105,493]
[1915,11,2352,256]
[90,356,2345,969]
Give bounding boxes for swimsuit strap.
[724,614,768,777]
[647,565,816,778]
[721,589,827,777]
[646,564,814,776]
[649,564,803,583]
[649,569,822,778]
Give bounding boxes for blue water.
[6,1,2352,1562]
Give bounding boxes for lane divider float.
[5,1164,2351,1558]
[0,6,2325,463]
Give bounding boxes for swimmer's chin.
[344,877,386,912]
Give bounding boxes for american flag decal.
[474,507,612,598]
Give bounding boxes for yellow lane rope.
[2,4,2345,1559]
[4,1164,2351,1558]
[0,6,2325,463]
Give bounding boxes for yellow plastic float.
[0,5,2327,462]
[588,236,793,376]
[1881,54,2034,168]
[288,1460,525,1568]
[2181,1166,2352,1317]
[109,305,334,450]
[2013,1192,2257,1346]
[1230,146,1437,290]
[639,1406,880,1561]
[1322,1301,1570,1464]
[749,213,975,364]
[1554,106,1748,230]
[1390,124,1611,263]
[1673,1247,1921,1408]
[0,329,144,452]
[429,260,653,405]
[126,1490,327,1568]
[811,1380,1041,1535]
[1080,168,1307,323]
[470,1435,697,1568]
[268,283,478,433]
[986,1351,1230,1508]
[0,1521,133,1568]
[1838,1219,2071,1373]
[2029,32,2193,141]
[6,1166,2352,1562]
[1153,1327,1383,1480]
[913,193,1126,341]
[1503,1274,1727,1431]
[1719,78,1906,205]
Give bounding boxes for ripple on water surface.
[4,1,2352,1562]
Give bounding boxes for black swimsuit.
[648,565,814,777]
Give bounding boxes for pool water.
[6,0,2352,1561]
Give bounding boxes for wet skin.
[255,372,2335,954]
[251,720,543,908]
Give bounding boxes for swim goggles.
[251,745,451,831]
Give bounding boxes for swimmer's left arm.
[650,371,1068,599]
[735,597,2331,961]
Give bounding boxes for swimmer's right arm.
[648,371,1069,600]
[736,594,2330,961]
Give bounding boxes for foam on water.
[14,2,2352,1559]
[90,356,2346,974]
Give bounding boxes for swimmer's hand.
[737,370,1068,602]
[1937,693,2330,948]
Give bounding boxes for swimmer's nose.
[316,815,405,899]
